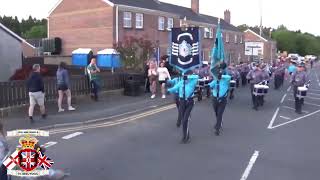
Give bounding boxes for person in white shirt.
[157,62,171,98]
[148,61,158,99]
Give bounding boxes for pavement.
[2,89,174,131]
[5,63,320,180]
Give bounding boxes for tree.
[22,25,47,39]
[114,36,154,71]
[0,15,47,39]
[237,24,249,32]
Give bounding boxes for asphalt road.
[8,64,320,180]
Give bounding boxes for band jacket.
[168,75,199,100]
[291,71,309,87]
[246,69,264,84]
[209,75,231,98]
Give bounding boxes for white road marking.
[280,94,287,103]
[309,89,320,92]
[287,99,320,107]
[282,106,309,113]
[62,132,83,140]
[240,151,260,180]
[304,96,320,100]
[287,86,291,92]
[41,142,57,148]
[268,107,280,129]
[50,104,176,135]
[314,71,320,87]
[270,109,320,129]
[280,116,291,120]
[308,92,320,96]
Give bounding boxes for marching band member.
[209,62,231,136]
[226,63,238,100]
[168,71,199,143]
[241,62,250,86]
[260,63,270,106]
[291,63,309,114]
[235,64,241,88]
[287,61,297,76]
[273,62,286,89]
[246,62,264,110]
[167,76,182,127]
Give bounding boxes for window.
[123,12,132,28]
[226,33,230,42]
[240,35,243,43]
[135,13,143,29]
[158,16,165,30]
[209,28,214,38]
[204,27,210,38]
[234,34,237,43]
[167,18,174,30]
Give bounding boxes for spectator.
[56,62,76,112]
[157,62,171,99]
[144,60,151,93]
[148,60,158,99]
[87,58,101,101]
[27,64,47,123]
[161,55,173,75]
[0,123,9,180]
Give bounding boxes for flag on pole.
[153,47,160,66]
[169,27,201,73]
[210,19,225,79]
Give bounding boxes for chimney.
[191,0,199,14]
[224,9,231,24]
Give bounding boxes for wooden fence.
[0,73,144,109]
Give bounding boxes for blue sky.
[0,0,319,36]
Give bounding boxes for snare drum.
[253,84,265,96]
[263,85,269,94]
[230,80,236,89]
[297,86,308,99]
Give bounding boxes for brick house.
[244,29,277,62]
[48,0,245,63]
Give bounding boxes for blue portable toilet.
[72,48,93,66]
[97,49,121,68]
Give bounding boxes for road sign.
[245,42,264,56]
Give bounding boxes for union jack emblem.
[38,151,54,170]
[19,149,38,171]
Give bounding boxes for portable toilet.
[72,48,93,66]
[97,49,121,68]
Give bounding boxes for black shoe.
[295,111,302,114]
[252,106,258,111]
[215,129,220,136]
[176,121,181,128]
[181,137,191,144]
[29,116,34,123]
[41,114,47,119]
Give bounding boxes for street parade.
[1,0,320,179]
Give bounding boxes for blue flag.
[210,20,225,79]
